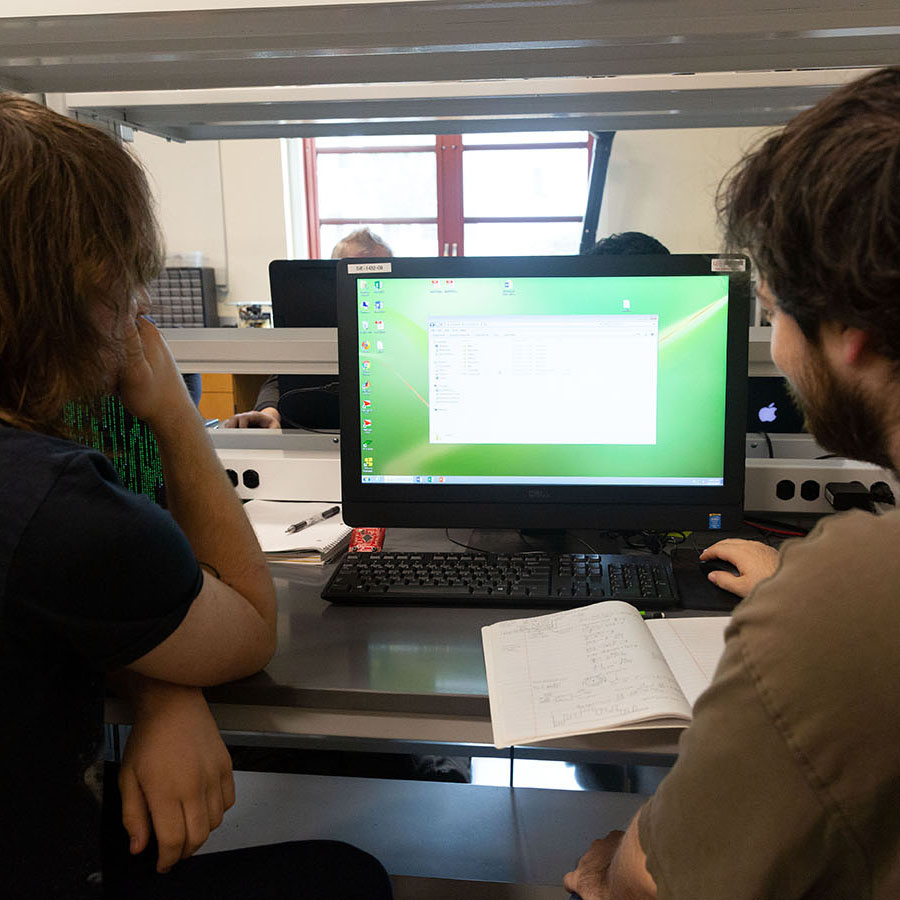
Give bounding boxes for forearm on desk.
[151,403,275,627]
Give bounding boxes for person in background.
[583,231,671,257]
[0,93,392,900]
[565,65,900,900]
[222,227,392,429]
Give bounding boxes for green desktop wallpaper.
[356,275,729,480]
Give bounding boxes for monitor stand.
[445,528,598,556]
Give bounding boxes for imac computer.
[336,254,750,534]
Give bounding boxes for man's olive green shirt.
[640,509,900,899]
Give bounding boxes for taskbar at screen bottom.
[360,474,724,486]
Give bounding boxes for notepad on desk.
[242,500,352,564]
[481,601,730,749]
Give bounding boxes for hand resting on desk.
[700,539,780,598]
[117,678,235,874]
[221,407,281,429]
[564,831,625,900]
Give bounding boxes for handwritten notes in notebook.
[481,601,729,748]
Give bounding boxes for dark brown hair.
[720,66,900,356]
[0,94,163,430]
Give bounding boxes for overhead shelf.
[2,1,899,95]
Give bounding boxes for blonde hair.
[330,227,392,259]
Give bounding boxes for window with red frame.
[303,132,592,258]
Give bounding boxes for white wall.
[131,132,287,319]
[598,126,773,252]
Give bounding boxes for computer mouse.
[699,558,741,579]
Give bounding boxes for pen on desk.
[639,611,666,620]
[285,505,341,534]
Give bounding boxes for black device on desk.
[322,550,677,608]
[268,259,340,429]
[325,253,750,608]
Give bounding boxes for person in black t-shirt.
[0,94,392,899]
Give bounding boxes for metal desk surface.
[144,527,730,764]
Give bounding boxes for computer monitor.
[336,254,750,532]
[268,259,340,429]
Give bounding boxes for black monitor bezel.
[268,259,338,328]
[268,259,341,429]
[337,254,749,531]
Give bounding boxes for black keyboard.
[321,551,679,609]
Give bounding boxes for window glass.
[464,131,588,145]
[318,152,437,219]
[316,135,434,149]
[463,148,588,218]
[321,222,438,258]
[464,222,583,256]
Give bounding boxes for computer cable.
[276,382,340,432]
[565,532,601,555]
[622,530,686,554]
[743,516,808,538]
[755,431,774,458]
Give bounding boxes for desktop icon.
[361,339,370,351]
[374,299,384,311]
[360,299,370,311]
[376,341,384,352]
[361,359,371,370]
[374,320,384,331]
[361,380,371,392]
[503,279,514,291]
[363,456,374,468]
[362,399,372,409]
[445,279,455,289]
[359,280,368,292]
[430,279,440,289]
[362,419,372,432]
[360,320,370,331]
[623,299,631,310]
[373,280,383,291]
[362,439,373,449]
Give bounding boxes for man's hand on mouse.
[700,539,780,598]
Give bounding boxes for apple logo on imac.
[758,402,777,424]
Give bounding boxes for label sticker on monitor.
[348,263,392,274]
[708,513,723,529]
[710,257,746,272]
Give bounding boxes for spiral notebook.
[242,500,352,564]
[482,601,729,748]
